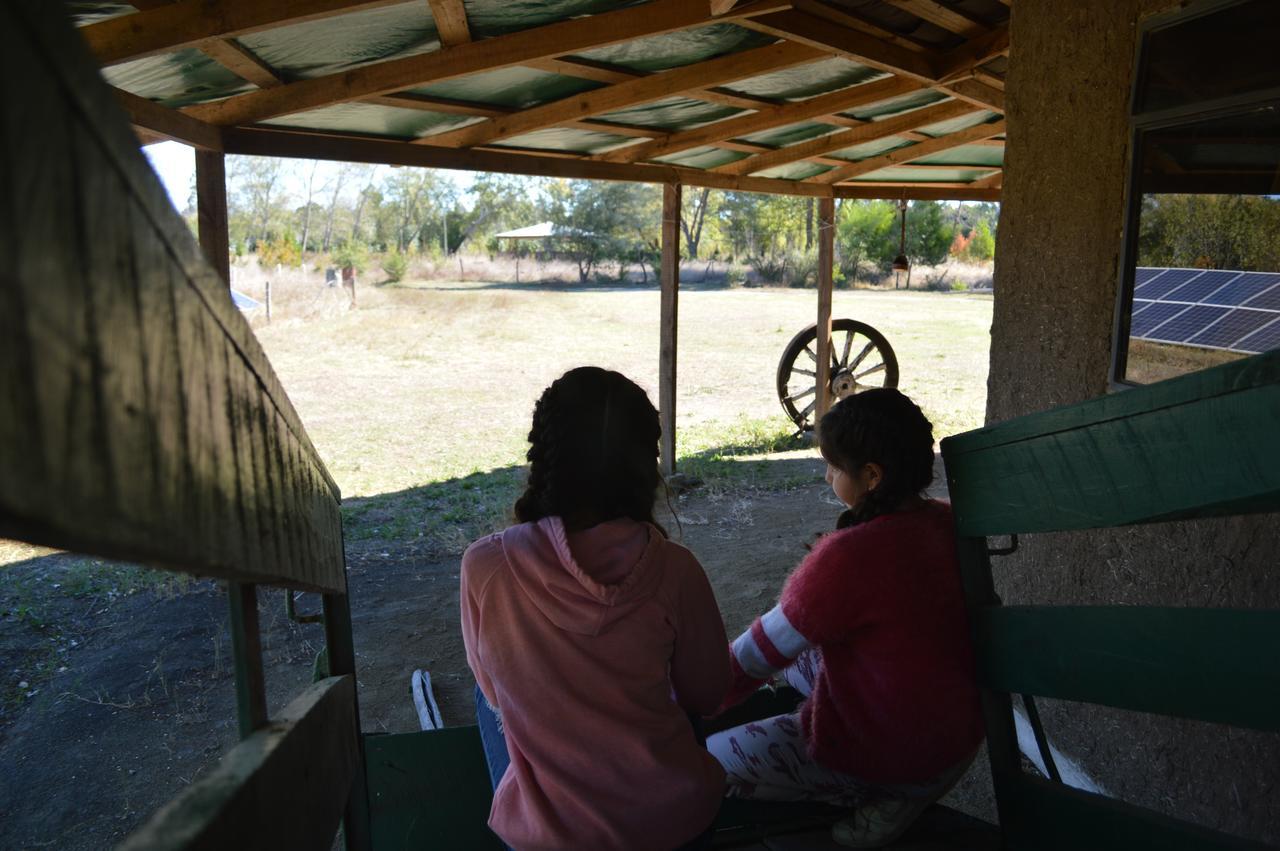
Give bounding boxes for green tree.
[836,200,898,279]
[966,219,995,261]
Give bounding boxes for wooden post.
[264,280,272,323]
[324,584,373,850]
[227,582,268,739]
[195,149,230,285]
[814,196,835,423]
[660,182,681,478]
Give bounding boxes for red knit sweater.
[726,500,984,784]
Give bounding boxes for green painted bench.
[940,348,1280,850]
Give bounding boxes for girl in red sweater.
[707,389,983,848]
[461,367,730,851]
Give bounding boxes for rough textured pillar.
[195,149,230,285]
[814,196,835,422]
[659,182,680,478]
[976,0,1280,842]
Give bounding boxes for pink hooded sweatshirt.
[461,516,730,851]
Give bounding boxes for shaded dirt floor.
[0,456,996,849]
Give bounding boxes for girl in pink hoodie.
[461,366,731,851]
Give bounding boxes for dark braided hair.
[514,366,666,536]
[817,388,935,530]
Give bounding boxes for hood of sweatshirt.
[502,516,665,636]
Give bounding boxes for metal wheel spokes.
[776,318,900,432]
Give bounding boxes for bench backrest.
[940,350,1280,850]
[1,3,365,848]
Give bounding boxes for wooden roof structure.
[77,0,1009,200]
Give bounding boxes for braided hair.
[513,366,666,536]
[817,388,935,530]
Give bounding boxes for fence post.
[265,280,272,324]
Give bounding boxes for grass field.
[248,277,993,559]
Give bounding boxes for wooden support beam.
[184,0,790,126]
[428,0,471,47]
[417,41,827,149]
[196,149,231,284]
[197,37,283,88]
[114,87,223,151]
[833,185,1000,200]
[936,25,1010,82]
[597,75,923,164]
[739,10,939,82]
[974,68,1006,91]
[660,183,680,479]
[715,98,974,176]
[81,0,404,65]
[967,170,1004,189]
[814,118,1006,183]
[223,126,841,197]
[883,0,991,38]
[940,78,1005,112]
[228,582,269,739]
[815,196,835,422]
[793,0,934,53]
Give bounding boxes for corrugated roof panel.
[237,2,434,80]
[845,89,950,120]
[755,161,831,181]
[102,50,255,108]
[852,166,997,182]
[740,121,837,147]
[262,103,480,139]
[596,97,739,131]
[919,110,1000,136]
[722,59,885,100]
[575,22,775,72]
[69,2,134,25]
[492,127,633,154]
[412,67,601,109]
[466,0,642,39]
[826,136,915,162]
[654,146,745,169]
[912,144,1004,167]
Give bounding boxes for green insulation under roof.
[261,103,477,139]
[575,22,774,72]
[494,127,633,154]
[410,67,599,110]
[852,166,998,183]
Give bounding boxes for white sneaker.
[831,796,929,848]
[412,669,444,731]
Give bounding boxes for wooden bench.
[940,349,1280,850]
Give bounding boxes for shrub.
[382,250,409,282]
[724,265,746,288]
[259,232,302,268]
[747,254,786,285]
[333,241,369,274]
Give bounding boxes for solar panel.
[1135,267,1163,285]
[1145,305,1231,344]
[1164,269,1240,302]
[1187,308,1278,349]
[1132,299,1156,318]
[1208,272,1280,306]
[1133,268,1201,299]
[1130,302,1188,337]
[1243,279,1280,311]
[1236,318,1280,353]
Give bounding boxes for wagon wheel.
[776,319,899,432]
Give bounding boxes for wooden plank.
[119,676,359,851]
[940,77,1005,111]
[814,197,834,422]
[935,26,1010,82]
[324,591,373,849]
[833,184,1000,200]
[197,38,284,89]
[941,349,1280,536]
[428,0,471,47]
[996,770,1272,850]
[715,99,975,176]
[183,0,791,126]
[80,0,405,65]
[222,125,839,197]
[793,0,935,53]
[228,582,269,738]
[883,0,990,38]
[113,87,224,151]
[974,606,1280,731]
[817,118,1006,183]
[365,728,503,850]
[2,1,346,592]
[660,183,681,478]
[739,10,939,82]
[416,41,828,149]
[196,150,231,284]
[597,75,923,164]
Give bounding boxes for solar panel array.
[1131,267,1280,354]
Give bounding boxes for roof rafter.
[415,41,828,149]
[739,10,939,81]
[882,0,992,38]
[183,0,790,126]
[114,86,224,151]
[714,98,975,176]
[815,117,1006,183]
[596,75,923,164]
[368,93,672,140]
[792,0,934,53]
[82,0,405,66]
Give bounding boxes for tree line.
[210,157,998,285]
